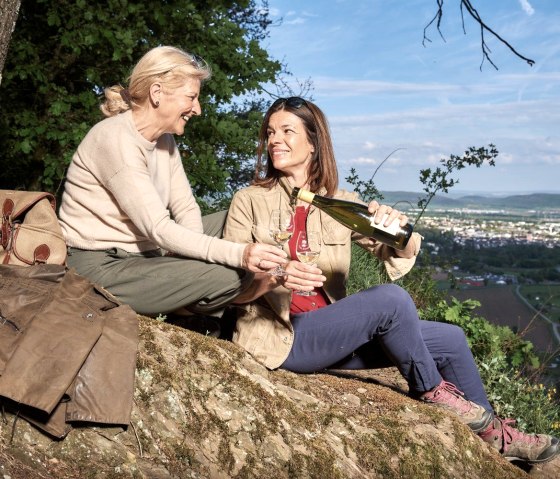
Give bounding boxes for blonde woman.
[59,46,286,317]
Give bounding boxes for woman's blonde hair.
[100,46,211,117]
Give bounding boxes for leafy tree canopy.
[0,0,281,209]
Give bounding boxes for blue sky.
[261,0,560,195]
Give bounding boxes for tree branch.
[424,0,535,70]
[423,0,446,46]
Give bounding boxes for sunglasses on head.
[189,53,205,68]
[160,53,206,77]
[271,96,308,109]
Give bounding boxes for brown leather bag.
[0,190,67,266]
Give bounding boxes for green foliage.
[345,168,384,204]
[478,358,560,435]
[348,244,443,312]
[421,296,540,369]
[0,0,280,204]
[347,245,388,294]
[415,144,498,223]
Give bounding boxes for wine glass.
[295,230,321,296]
[268,209,294,275]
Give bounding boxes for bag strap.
[1,198,15,249]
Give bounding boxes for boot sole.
[504,444,559,464]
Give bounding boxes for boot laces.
[501,418,542,450]
[432,381,473,414]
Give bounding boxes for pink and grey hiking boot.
[420,380,493,433]
[479,417,560,464]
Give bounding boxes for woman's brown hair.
[253,97,338,196]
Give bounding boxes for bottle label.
[297,189,315,204]
[369,214,401,235]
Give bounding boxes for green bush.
[348,244,443,312]
[420,297,540,369]
[478,357,560,435]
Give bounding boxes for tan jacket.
[223,179,422,369]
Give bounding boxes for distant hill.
[378,191,560,211]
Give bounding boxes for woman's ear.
[149,82,162,107]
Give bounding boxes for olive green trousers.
[66,211,252,316]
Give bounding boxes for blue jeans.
[282,284,492,411]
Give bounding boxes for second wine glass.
[268,209,294,275]
[295,230,321,296]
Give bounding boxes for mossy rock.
[1,316,558,478]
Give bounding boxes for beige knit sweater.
[59,110,245,268]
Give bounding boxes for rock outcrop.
[1,316,559,479]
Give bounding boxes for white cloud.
[497,152,515,164]
[343,157,379,166]
[326,96,560,192]
[424,154,446,165]
[518,0,535,16]
[285,17,306,25]
[421,141,441,149]
[314,77,461,96]
[300,10,319,18]
[313,72,560,101]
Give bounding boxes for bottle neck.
[297,188,316,204]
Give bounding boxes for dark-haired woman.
[223,97,559,464]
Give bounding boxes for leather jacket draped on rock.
[0,264,138,438]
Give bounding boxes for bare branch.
[461,0,534,70]
[423,0,446,46]
[424,0,535,69]
[368,148,406,182]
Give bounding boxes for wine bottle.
[291,187,413,250]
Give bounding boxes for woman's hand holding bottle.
[367,201,409,228]
[366,201,417,258]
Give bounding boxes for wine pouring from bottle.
[291,187,413,250]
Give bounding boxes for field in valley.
[447,285,558,356]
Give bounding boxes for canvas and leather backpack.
[0,190,67,266]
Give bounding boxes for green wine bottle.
[291,187,413,250]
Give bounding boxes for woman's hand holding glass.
[268,209,294,275]
[294,230,321,296]
[242,243,288,273]
[281,260,325,294]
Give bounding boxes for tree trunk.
[0,0,21,85]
